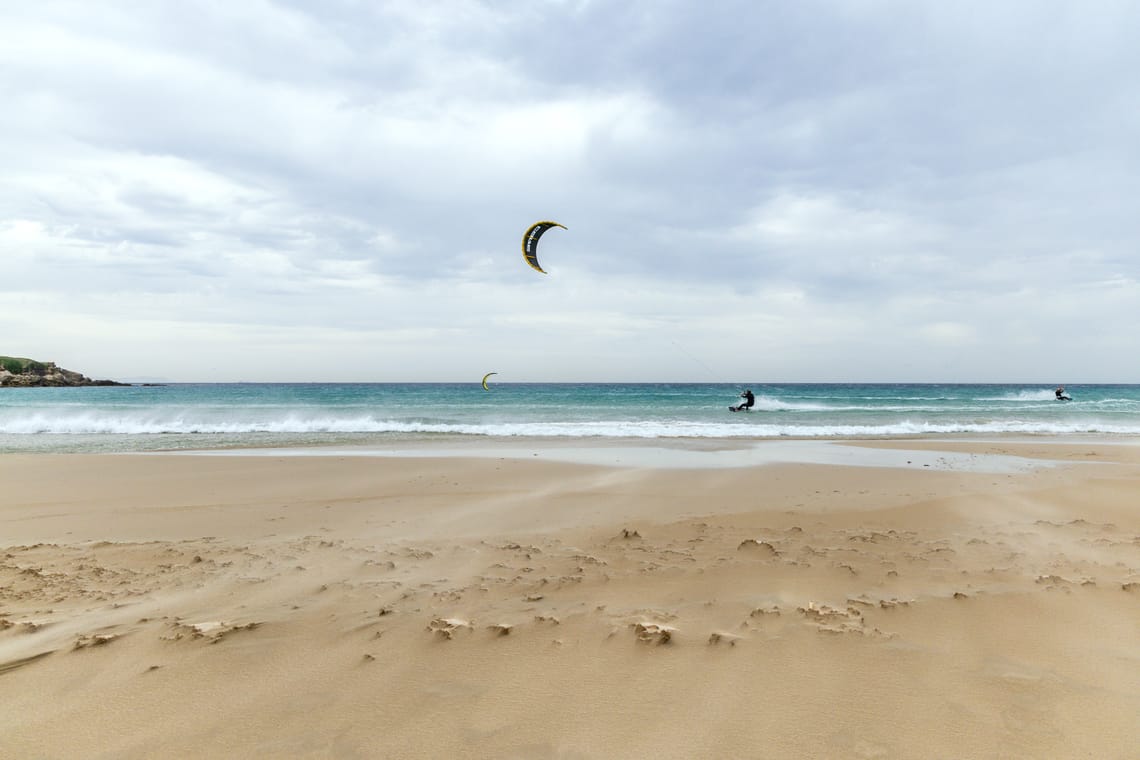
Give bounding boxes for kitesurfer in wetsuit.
[733,389,755,412]
[1055,386,1071,401]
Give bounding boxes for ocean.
[2,382,1139,454]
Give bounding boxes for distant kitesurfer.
[732,389,755,412]
[1055,386,1071,401]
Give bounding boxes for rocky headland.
[0,356,128,387]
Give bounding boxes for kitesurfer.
[1055,386,1071,401]
[732,389,755,412]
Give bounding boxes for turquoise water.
[1,383,1138,453]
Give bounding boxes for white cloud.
[918,321,976,346]
[737,193,938,251]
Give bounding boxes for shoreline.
[133,432,1140,472]
[2,436,1138,757]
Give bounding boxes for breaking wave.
[3,412,1139,439]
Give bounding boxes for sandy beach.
[1,438,1138,759]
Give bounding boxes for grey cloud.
[2,0,1138,380]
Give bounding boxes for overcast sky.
[2,1,1138,382]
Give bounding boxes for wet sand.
[1,439,1138,758]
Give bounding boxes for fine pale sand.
[1,440,1138,759]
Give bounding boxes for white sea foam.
[3,412,1140,438]
[752,396,832,411]
[986,389,1063,402]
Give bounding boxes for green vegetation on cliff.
[1,356,48,374]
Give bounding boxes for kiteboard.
[729,406,751,412]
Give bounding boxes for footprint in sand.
[73,633,120,649]
[749,605,781,619]
[632,622,675,645]
[737,539,779,558]
[427,617,472,640]
[164,620,262,643]
[708,631,742,647]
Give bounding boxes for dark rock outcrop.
[0,356,128,387]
